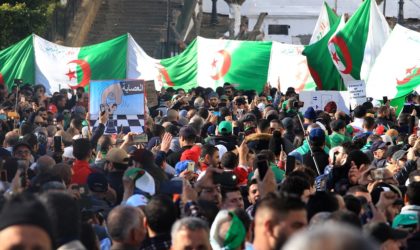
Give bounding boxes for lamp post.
[397,0,404,24]
[211,0,218,25]
[166,0,171,58]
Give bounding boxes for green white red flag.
[328,0,390,83]
[367,25,420,114]
[309,1,339,44]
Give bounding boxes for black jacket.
[303,147,329,174]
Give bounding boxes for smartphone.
[383,96,388,104]
[286,155,296,175]
[17,160,28,170]
[100,104,106,116]
[187,161,195,172]
[54,136,62,152]
[213,172,237,187]
[212,111,221,117]
[20,96,26,103]
[119,124,123,134]
[0,114,6,121]
[133,134,148,143]
[371,168,385,181]
[238,132,245,143]
[256,160,269,181]
[0,170,7,182]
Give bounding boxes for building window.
[268,25,290,35]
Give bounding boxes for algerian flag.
[328,0,389,83]
[1,34,157,93]
[367,25,420,114]
[303,16,345,90]
[157,37,272,92]
[268,42,316,92]
[309,1,339,44]
[0,36,34,90]
[34,34,127,93]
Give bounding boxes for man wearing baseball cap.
[371,141,389,168]
[105,148,130,204]
[365,222,408,250]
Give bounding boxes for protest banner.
[145,80,159,108]
[347,80,366,109]
[299,90,350,114]
[89,79,145,134]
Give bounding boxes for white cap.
[126,194,149,207]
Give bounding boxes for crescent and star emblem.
[210,50,231,80]
[329,36,352,75]
[65,59,91,89]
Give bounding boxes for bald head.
[107,206,146,247]
[4,131,19,148]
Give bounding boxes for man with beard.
[252,193,307,250]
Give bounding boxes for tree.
[0,1,53,49]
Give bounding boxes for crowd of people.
[0,81,419,250]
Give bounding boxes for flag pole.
[297,114,321,175]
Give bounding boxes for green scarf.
[223,212,246,250]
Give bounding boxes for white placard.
[347,80,366,109]
[299,91,350,114]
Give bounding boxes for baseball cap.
[47,104,58,114]
[304,107,316,120]
[13,142,32,153]
[208,92,219,99]
[218,121,233,134]
[124,168,156,195]
[324,101,337,114]
[180,145,201,163]
[126,194,149,207]
[105,148,130,165]
[309,128,325,142]
[131,148,154,166]
[392,150,407,162]
[87,172,108,193]
[393,213,418,229]
[371,141,388,152]
[365,222,408,243]
[220,95,229,101]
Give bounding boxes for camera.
[293,101,304,108]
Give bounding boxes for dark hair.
[363,117,375,130]
[72,138,91,160]
[20,122,33,136]
[329,210,362,229]
[220,152,238,170]
[40,191,81,246]
[198,108,209,120]
[165,124,179,137]
[346,150,371,168]
[70,117,83,131]
[233,208,251,232]
[257,119,270,133]
[144,195,178,234]
[97,135,113,153]
[306,191,339,221]
[268,130,284,156]
[200,144,218,159]
[258,150,276,163]
[221,186,241,202]
[343,195,362,216]
[287,167,316,187]
[151,124,165,138]
[279,176,311,198]
[346,185,369,195]
[353,106,366,118]
[407,182,420,206]
[80,223,99,250]
[34,84,46,93]
[256,192,306,221]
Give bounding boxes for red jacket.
[71,160,92,184]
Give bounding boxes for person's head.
[221,186,244,210]
[39,191,81,247]
[87,172,109,194]
[330,119,346,135]
[105,148,130,172]
[365,222,407,250]
[34,84,46,98]
[306,191,339,221]
[247,179,260,205]
[50,163,72,187]
[3,131,19,148]
[309,128,325,148]
[257,119,271,134]
[171,217,211,250]
[279,176,311,203]
[377,106,390,118]
[407,181,420,206]
[371,141,388,160]
[304,107,316,123]
[36,155,56,175]
[347,185,372,203]
[253,193,307,250]
[0,194,53,250]
[107,206,146,248]
[353,106,367,119]
[220,152,238,170]
[200,144,219,167]
[329,146,348,166]
[363,117,375,132]
[283,222,378,250]
[208,92,219,108]
[179,126,196,147]
[143,195,177,235]
[72,138,91,161]
[13,142,32,161]
[346,150,371,185]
